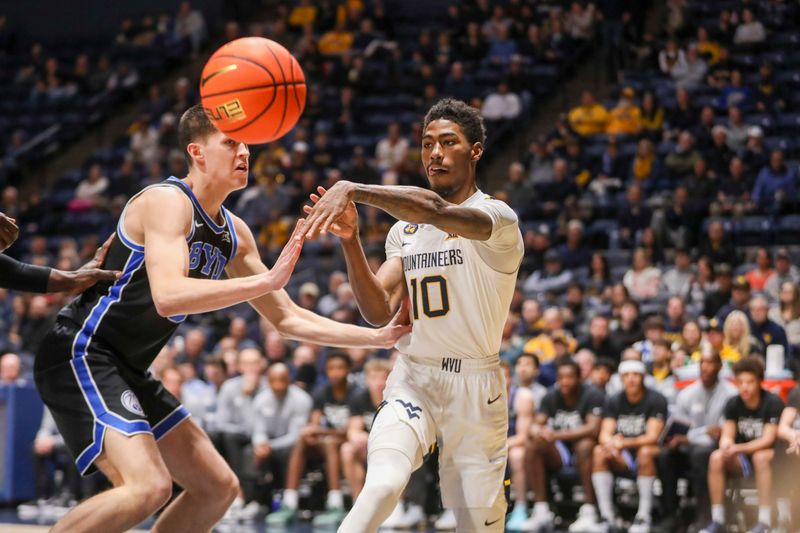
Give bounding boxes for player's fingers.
[319,213,336,235]
[303,204,313,214]
[317,186,327,195]
[305,211,326,239]
[309,193,320,204]
[90,269,122,282]
[290,218,306,242]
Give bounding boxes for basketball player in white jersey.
[303,98,524,532]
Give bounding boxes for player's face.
[557,366,579,396]
[515,357,536,384]
[736,371,760,402]
[197,131,250,190]
[421,119,481,199]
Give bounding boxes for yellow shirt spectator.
[606,103,642,135]
[568,91,608,136]
[288,3,317,28]
[318,26,354,55]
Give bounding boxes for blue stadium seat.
[734,216,773,246]
[776,215,800,244]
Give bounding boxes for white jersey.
[386,189,523,360]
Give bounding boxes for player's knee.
[636,445,657,464]
[592,444,606,462]
[509,444,525,466]
[709,449,724,468]
[574,438,594,458]
[131,471,173,513]
[341,442,355,463]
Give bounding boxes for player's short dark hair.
[556,356,580,377]
[326,350,352,368]
[519,351,540,368]
[178,104,219,167]
[423,98,486,145]
[593,357,616,373]
[733,355,765,380]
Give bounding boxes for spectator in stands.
[175,1,206,55]
[658,350,737,531]
[649,339,677,404]
[618,184,652,247]
[481,81,522,121]
[733,8,766,45]
[579,315,617,361]
[703,356,783,533]
[745,248,774,291]
[523,249,573,298]
[722,310,759,364]
[584,252,611,300]
[742,126,768,178]
[251,362,312,506]
[516,352,548,406]
[665,131,701,179]
[776,384,800,529]
[318,21,353,56]
[606,88,642,136]
[375,123,409,173]
[459,21,488,63]
[288,0,317,29]
[699,221,738,267]
[752,150,797,214]
[568,90,608,137]
[659,39,687,78]
[590,358,615,393]
[754,64,786,112]
[487,24,518,64]
[704,127,734,179]
[719,274,753,321]
[216,348,266,504]
[441,62,476,102]
[558,219,592,270]
[663,248,693,298]
[749,295,789,355]
[696,26,721,65]
[589,359,667,533]
[565,2,596,41]
[610,300,643,357]
[502,162,536,218]
[575,349,596,381]
[540,159,579,217]
[520,358,604,531]
[74,164,109,206]
[765,249,800,302]
[639,92,664,141]
[0,352,23,385]
[717,157,754,215]
[624,248,661,301]
[268,352,358,528]
[628,138,663,190]
[676,46,708,89]
[725,106,748,152]
[720,69,753,111]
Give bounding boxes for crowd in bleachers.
[3,0,800,531]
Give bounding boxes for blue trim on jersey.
[222,207,238,261]
[153,405,191,440]
[166,176,226,234]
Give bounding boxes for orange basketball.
[200,37,306,144]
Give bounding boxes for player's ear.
[471,142,483,162]
[187,142,204,165]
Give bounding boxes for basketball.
[200,37,306,144]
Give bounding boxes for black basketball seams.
[202,81,305,99]
[262,41,290,138]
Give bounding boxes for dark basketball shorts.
[34,320,190,476]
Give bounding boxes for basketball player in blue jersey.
[33,104,411,533]
[303,98,524,532]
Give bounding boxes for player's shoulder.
[470,191,519,218]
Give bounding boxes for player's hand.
[0,212,19,252]
[48,233,122,294]
[540,426,555,443]
[303,186,358,240]
[253,443,272,463]
[302,181,355,239]
[610,434,625,450]
[706,425,722,441]
[374,297,412,348]
[788,431,800,456]
[265,219,305,292]
[33,436,56,456]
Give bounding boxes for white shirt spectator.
[624,266,663,300]
[734,20,766,44]
[482,83,522,120]
[375,123,409,171]
[75,168,109,200]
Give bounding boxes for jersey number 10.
[409,275,450,319]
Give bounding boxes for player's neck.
[183,173,228,222]
[444,181,478,205]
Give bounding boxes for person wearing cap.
[606,87,642,136]
[703,318,726,357]
[568,90,608,137]
[764,248,800,301]
[753,150,797,214]
[520,358,605,532]
[523,249,574,298]
[742,125,768,177]
[657,350,737,531]
[587,359,668,533]
[702,356,784,533]
[716,275,751,321]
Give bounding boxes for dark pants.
[33,447,104,501]
[658,444,714,522]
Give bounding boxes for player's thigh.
[606,451,633,474]
[368,400,429,470]
[156,416,238,498]
[453,488,507,533]
[95,429,170,488]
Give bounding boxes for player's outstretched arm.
[141,187,303,316]
[303,182,493,241]
[225,214,410,348]
[303,196,406,326]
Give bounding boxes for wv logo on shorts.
[121,390,145,417]
[395,399,422,420]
